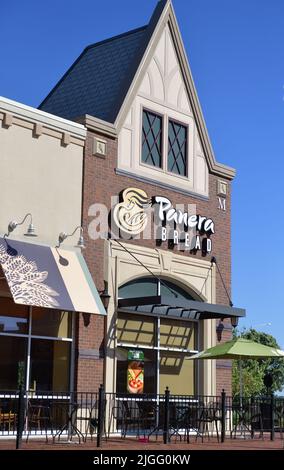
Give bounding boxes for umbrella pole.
[238,357,247,438]
[239,358,243,408]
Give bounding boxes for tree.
[232,328,284,397]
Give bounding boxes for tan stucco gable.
[115,0,235,181]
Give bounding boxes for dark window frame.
[167,118,188,177]
[141,108,163,169]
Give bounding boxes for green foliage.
[232,328,284,397]
[232,359,263,398]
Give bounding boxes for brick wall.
[76,128,232,395]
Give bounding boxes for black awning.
[118,295,245,321]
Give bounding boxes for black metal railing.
[1,389,283,447]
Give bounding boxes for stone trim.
[0,96,86,147]
[3,112,13,128]
[78,348,104,359]
[76,114,117,138]
[115,167,210,201]
[216,360,232,369]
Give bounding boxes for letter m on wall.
[218,197,226,211]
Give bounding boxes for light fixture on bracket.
[99,281,111,311]
[56,226,85,249]
[4,213,37,238]
[231,316,239,328]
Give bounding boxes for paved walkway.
[0,434,283,451]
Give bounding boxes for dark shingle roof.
[39,27,146,122]
[39,0,168,123]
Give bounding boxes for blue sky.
[1,0,284,348]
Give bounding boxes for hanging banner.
[127,350,144,394]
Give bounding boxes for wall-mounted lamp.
[56,226,85,249]
[4,213,37,238]
[99,284,111,311]
[231,316,239,328]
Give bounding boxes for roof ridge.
[83,26,147,53]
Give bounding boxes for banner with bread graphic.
[127,350,144,394]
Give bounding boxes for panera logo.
[100,187,215,254]
[113,188,151,235]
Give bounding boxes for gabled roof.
[39,1,167,123]
[39,0,235,179]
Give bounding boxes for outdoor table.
[52,403,85,444]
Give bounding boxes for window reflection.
[0,315,27,333]
[0,296,72,391]
[30,339,70,392]
[32,308,72,338]
[159,351,194,395]
[0,336,27,390]
[0,298,28,334]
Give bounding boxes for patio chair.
[86,399,107,441]
[170,404,191,442]
[196,400,221,442]
[138,401,159,440]
[120,401,141,438]
[0,408,17,433]
[274,402,284,440]
[250,401,264,439]
[107,398,124,438]
[26,401,53,442]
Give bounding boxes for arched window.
[119,277,195,302]
[116,277,198,396]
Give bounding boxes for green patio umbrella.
[189,337,284,399]
[189,338,284,360]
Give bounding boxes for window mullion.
[25,306,32,391]
[163,114,168,172]
[156,317,160,395]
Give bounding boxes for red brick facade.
[75,127,233,395]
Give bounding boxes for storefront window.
[30,339,70,392]
[160,319,194,350]
[0,297,28,334]
[119,277,194,302]
[117,313,155,346]
[0,336,27,390]
[0,297,73,392]
[159,351,194,395]
[32,308,72,338]
[117,278,198,396]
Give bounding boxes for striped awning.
[0,237,106,315]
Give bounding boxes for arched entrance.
[116,277,198,396]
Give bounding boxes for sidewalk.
[0,434,283,451]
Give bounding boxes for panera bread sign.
[113,188,214,254]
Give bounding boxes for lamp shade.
[100,290,111,311]
[24,223,37,237]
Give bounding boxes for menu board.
[127,350,144,394]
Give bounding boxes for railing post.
[97,384,105,448]
[16,387,25,450]
[270,393,275,441]
[163,387,170,444]
[221,389,226,443]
